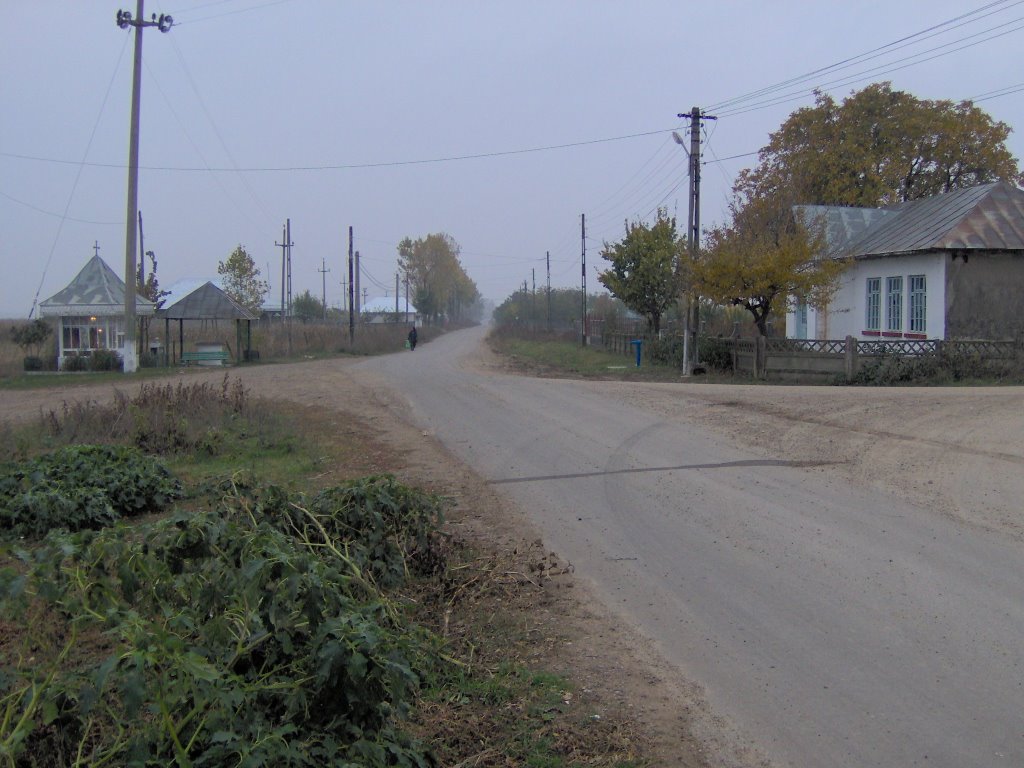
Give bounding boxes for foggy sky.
[2,0,1022,317]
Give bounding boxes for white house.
[39,253,155,369]
[361,296,419,325]
[788,182,1024,341]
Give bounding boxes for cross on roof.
[93,241,100,257]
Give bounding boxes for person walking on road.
[407,326,418,351]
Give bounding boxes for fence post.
[844,335,856,380]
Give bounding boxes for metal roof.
[39,255,155,317]
[362,296,418,314]
[157,281,257,320]
[794,204,895,256]
[846,181,1024,256]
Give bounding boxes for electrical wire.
[26,31,131,319]
[708,0,1022,113]
[0,190,120,226]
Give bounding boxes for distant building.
[361,296,419,325]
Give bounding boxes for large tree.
[698,196,844,336]
[218,245,269,315]
[736,82,1022,209]
[598,209,683,335]
[397,233,479,324]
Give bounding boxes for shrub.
[699,337,734,372]
[0,444,182,537]
[22,355,43,371]
[138,350,162,368]
[89,348,122,371]
[62,354,89,372]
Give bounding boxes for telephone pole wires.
[116,2,171,373]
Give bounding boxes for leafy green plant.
[0,475,447,766]
[0,445,182,538]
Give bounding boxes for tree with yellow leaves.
[697,196,844,337]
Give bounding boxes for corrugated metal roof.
[158,281,257,320]
[847,181,1024,256]
[39,255,155,316]
[794,204,895,255]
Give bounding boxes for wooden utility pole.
[318,257,330,320]
[116,2,171,373]
[395,272,400,314]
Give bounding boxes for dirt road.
[4,329,1024,767]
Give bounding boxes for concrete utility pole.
[275,223,291,322]
[581,213,587,347]
[348,227,355,344]
[354,251,361,320]
[546,250,551,332]
[116,2,171,373]
[675,105,716,373]
[318,257,330,320]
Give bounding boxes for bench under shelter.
[157,281,258,365]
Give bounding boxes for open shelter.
[157,280,257,364]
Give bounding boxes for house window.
[909,275,926,333]
[886,276,903,332]
[865,278,881,330]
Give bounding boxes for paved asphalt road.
[360,326,1024,767]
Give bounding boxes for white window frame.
[909,275,926,333]
[886,276,903,332]
[865,278,881,330]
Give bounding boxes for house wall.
[789,253,946,339]
[945,252,1024,339]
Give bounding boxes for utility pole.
[395,272,400,314]
[532,268,536,329]
[675,106,716,373]
[275,224,289,322]
[546,250,551,332]
[354,251,361,320]
[286,218,293,323]
[318,257,330,320]
[581,213,587,347]
[347,226,355,344]
[116,2,171,373]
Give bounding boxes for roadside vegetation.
[0,375,650,767]
[0,319,444,385]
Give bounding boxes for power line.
[0,126,680,173]
[708,0,1023,113]
[27,28,131,318]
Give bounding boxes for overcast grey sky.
[2,0,1022,317]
